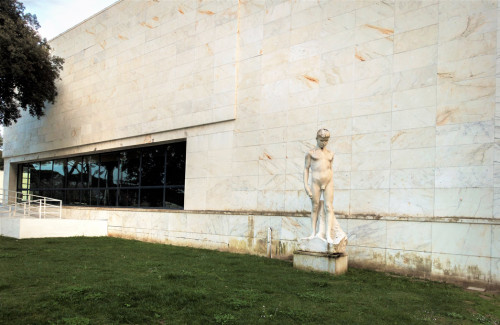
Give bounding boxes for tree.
[0,0,63,126]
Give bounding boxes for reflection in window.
[100,153,119,188]
[53,160,66,188]
[16,141,186,209]
[67,158,82,188]
[120,151,140,187]
[141,147,165,186]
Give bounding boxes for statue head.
[316,128,330,149]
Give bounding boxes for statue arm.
[304,153,312,199]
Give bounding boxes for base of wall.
[60,207,500,288]
[293,251,348,275]
[0,217,108,239]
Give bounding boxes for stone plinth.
[298,236,347,254]
[293,250,348,275]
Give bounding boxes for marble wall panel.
[231,191,258,211]
[352,132,391,153]
[351,151,390,171]
[386,221,432,251]
[389,189,434,217]
[394,4,438,34]
[391,127,435,150]
[434,188,493,218]
[390,168,435,189]
[391,148,435,169]
[392,86,436,111]
[435,143,494,167]
[281,216,310,241]
[435,166,493,188]
[333,190,350,215]
[347,219,387,247]
[351,170,390,190]
[352,113,391,134]
[350,189,390,215]
[432,253,491,283]
[386,249,432,275]
[492,225,500,258]
[394,24,438,54]
[432,223,491,257]
[393,45,437,72]
[392,106,436,130]
[436,121,494,146]
[352,94,392,117]
[346,246,387,269]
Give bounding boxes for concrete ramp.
[0,217,107,239]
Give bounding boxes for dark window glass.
[80,190,90,205]
[100,152,120,188]
[53,159,66,188]
[51,190,64,201]
[90,189,103,206]
[16,141,186,209]
[141,146,165,186]
[89,156,100,188]
[118,189,139,207]
[67,158,83,188]
[120,150,140,187]
[140,188,164,208]
[164,187,184,209]
[29,163,40,189]
[102,189,117,206]
[166,142,186,186]
[39,161,53,188]
[82,157,94,188]
[66,190,81,205]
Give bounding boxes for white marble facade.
[3,0,500,287]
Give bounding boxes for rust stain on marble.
[303,75,319,84]
[391,131,403,143]
[260,152,272,160]
[355,49,366,61]
[85,29,95,35]
[436,110,452,126]
[365,24,393,35]
[118,34,128,40]
[152,16,159,21]
[205,43,213,55]
[140,22,153,29]
[99,40,107,49]
[199,10,215,15]
[438,72,454,79]
[178,7,184,14]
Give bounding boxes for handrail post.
[43,197,46,219]
[39,200,42,219]
[24,202,27,218]
[59,200,62,219]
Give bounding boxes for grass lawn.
[0,236,498,325]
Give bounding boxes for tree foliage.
[0,0,64,126]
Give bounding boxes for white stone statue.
[301,128,347,253]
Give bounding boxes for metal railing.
[0,190,62,219]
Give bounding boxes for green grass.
[0,236,498,324]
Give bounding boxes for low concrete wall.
[62,207,499,289]
[0,217,108,239]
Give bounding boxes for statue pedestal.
[294,237,349,275]
[293,251,348,275]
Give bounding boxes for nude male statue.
[304,128,347,246]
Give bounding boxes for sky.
[22,0,118,40]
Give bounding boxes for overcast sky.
[22,0,118,40]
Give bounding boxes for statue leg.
[317,199,326,239]
[324,180,346,244]
[306,183,321,239]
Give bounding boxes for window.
[16,141,186,209]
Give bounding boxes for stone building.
[3,0,499,287]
